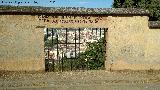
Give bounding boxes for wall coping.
[0,5,150,16]
[149,21,160,29]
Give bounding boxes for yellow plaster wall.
[0,14,160,71]
[0,15,45,71]
[106,16,160,70]
[0,15,108,71]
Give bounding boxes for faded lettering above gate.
[37,15,103,24]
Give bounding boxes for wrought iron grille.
[44,28,107,72]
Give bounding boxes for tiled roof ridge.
[0,5,150,15]
[149,21,160,29]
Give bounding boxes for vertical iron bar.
[103,28,105,68]
[95,28,98,69]
[82,28,84,71]
[56,29,59,71]
[104,28,108,43]
[46,28,49,57]
[75,29,77,59]
[61,52,63,72]
[79,28,80,58]
[73,29,77,71]
[103,28,107,68]
[46,28,50,71]
[70,29,73,71]
[79,28,81,70]
[100,28,101,39]
[96,28,97,36]
[66,28,67,51]
[91,28,93,40]
[52,29,55,71]
[66,28,68,71]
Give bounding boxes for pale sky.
[0,0,113,8]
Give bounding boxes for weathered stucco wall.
[0,13,160,71]
[145,28,160,69]
[106,16,147,70]
[0,14,108,71]
[36,15,108,28]
[106,16,160,70]
[0,15,45,71]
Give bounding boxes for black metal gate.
[44,28,107,72]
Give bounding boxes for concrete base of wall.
[0,60,45,71]
[106,60,160,70]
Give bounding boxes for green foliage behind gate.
[79,38,105,70]
[53,37,106,71]
[45,28,106,72]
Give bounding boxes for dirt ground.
[0,70,160,90]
